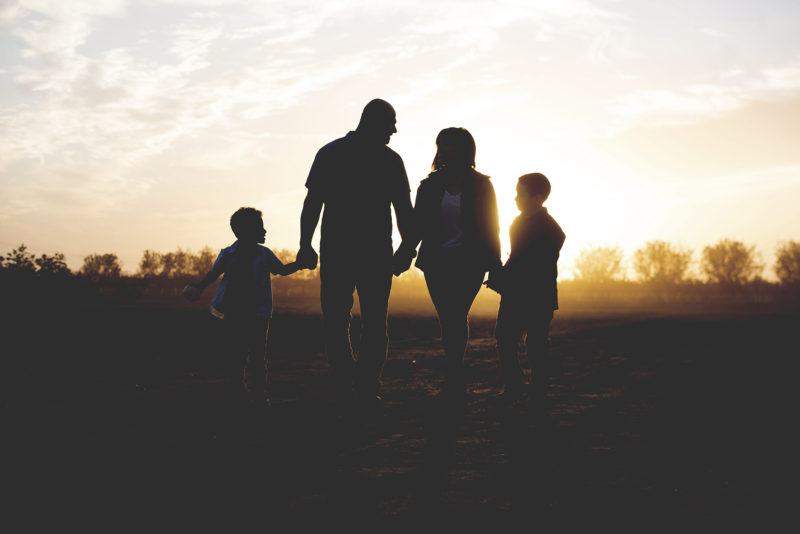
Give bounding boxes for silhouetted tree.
[701,238,762,285]
[80,253,122,279]
[138,250,162,277]
[138,247,216,278]
[159,251,179,278]
[164,248,195,277]
[633,240,693,284]
[573,245,625,282]
[35,252,71,275]
[4,244,36,272]
[775,240,800,286]
[192,246,216,276]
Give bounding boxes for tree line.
[573,239,800,286]
[3,238,800,287]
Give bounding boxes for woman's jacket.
[410,168,501,273]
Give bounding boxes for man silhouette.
[297,98,414,415]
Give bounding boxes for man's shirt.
[305,130,411,256]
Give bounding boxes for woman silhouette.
[396,127,501,408]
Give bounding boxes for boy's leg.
[525,309,554,406]
[320,256,357,406]
[223,315,250,404]
[494,298,526,393]
[242,316,270,405]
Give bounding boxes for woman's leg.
[425,266,485,395]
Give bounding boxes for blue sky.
[2,0,799,278]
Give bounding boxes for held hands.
[392,245,417,276]
[296,245,319,270]
[483,266,505,294]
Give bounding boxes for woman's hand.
[392,244,416,276]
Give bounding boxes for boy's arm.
[184,263,223,302]
[274,261,301,276]
[189,252,225,291]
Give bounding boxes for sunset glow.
[2,0,800,278]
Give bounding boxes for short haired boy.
[184,207,301,407]
[486,173,565,407]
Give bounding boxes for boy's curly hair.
[230,207,263,239]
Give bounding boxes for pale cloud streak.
[2,0,799,270]
[609,59,800,132]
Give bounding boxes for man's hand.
[483,266,505,294]
[392,245,416,276]
[296,245,318,270]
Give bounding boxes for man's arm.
[391,166,419,276]
[297,189,323,269]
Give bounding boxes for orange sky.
[2,1,800,279]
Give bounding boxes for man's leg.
[320,257,357,405]
[353,255,393,403]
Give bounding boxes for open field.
[3,299,797,526]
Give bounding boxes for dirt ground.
[3,302,797,527]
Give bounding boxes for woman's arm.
[392,180,426,275]
[483,179,502,271]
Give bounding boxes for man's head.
[516,173,551,213]
[356,98,397,145]
[230,207,266,243]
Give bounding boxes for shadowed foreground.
[3,304,795,526]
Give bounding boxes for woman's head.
[432,127,476,172]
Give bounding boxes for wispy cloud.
[698,27,727,38]
[3,0,798,269]
[609,59,800,131]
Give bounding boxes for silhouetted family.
[184,98,565,419]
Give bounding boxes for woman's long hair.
[431,127,476,172]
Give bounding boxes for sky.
[2,0,800,279]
